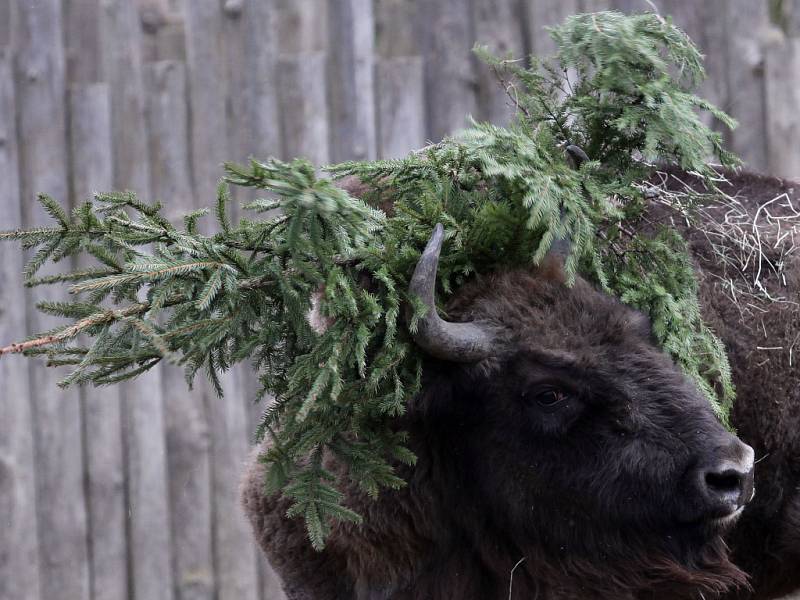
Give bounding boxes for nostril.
[705,469,743,495]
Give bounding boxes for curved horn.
[408,224,495,362]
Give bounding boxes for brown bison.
[242,169,800,599]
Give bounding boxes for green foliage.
[0,10,738,546]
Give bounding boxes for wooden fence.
[0,1,798,599]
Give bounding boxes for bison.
[241,168,800,599]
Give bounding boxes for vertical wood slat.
[144,58,216,600]
[69,83,129,600]
[64,0,130,593]
[327,0,377,162]
[277,0,330,165]
[420,0,478,141]
[525,0,579,58]
[765,34,800,178]
[217,5,285,597]
[235,0,282,164]
[0,45,42,600]
[14,2,92,599]
[657,1,727,129]
[124,366,175,600]
[99,4,175,600]
[214,368,263,600]
[375,55,426,159]
[374,0,425,159]
[725,0,770,172]
[183,2,268,598]
[472,0,526,125]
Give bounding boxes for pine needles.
[1,10,743,547]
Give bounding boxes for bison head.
[403,224,755,597]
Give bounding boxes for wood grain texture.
[69,82,129,600]
[0,45,42,600]
[14,2,91,598]
[327,0,377,162]
[472,0,525,124]
[420,0,478,141]
[145,59,216,600]
[123,368,174,600]
[724,0,770,172]
[278,52,331,166]
[0,3,796,599]
[276,0,330,165]
[235,0,282,163]
[213,367,263,600]
[375,55,426,159]
[526,0,579,57]
[765,34,800,178]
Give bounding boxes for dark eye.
[534,390,566,407]
[522,387,568,409]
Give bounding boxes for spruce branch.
[0,10,745,547]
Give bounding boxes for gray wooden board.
[0,45,42,600]
[100,4,175,599]
[144,59,216,600]
[278,53,331,165]
[375,56,426,158]
[472,0,526,125]
[766,35,800,178]
[420,0,478,141]
[69,82,129,600]
[14,2,91,598]
[327,0,377,162]
[725,0,770,172]
[123,367,175,600]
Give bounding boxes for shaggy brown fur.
[655,169,800,599]
[241,170,800,599]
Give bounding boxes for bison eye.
[522,387,568,409]
[535,390,565,407]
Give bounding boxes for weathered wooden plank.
[239,371,288,599]
[221,5,278,592]
[472,0,526,124]
[144,59,216,600]
[233,0,281,164]
[609,0,642,13]
[184,0,228,215]
[277,51,331,164]
[276,0,330,164]
[69,82,129,600]
[123,367,174,600]
[209,367,261,600]
[374,0,418,58]
[327,0,377,162]
[724,0,769,172]
[99,5,175,599]
[66,0,103,83]
[99,0,152,199]
[765,34,800,178]
[14,2,92,598]
[0,44,42,600]
[217,5,283,600]
[658,0,727,128]
[373,0,425,158]
[185,4,268,598]
[375,56,426,158]
[580,0,611,11]
[525,0,579,58]
[419,0,478,140]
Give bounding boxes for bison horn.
[408,224,495,362]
